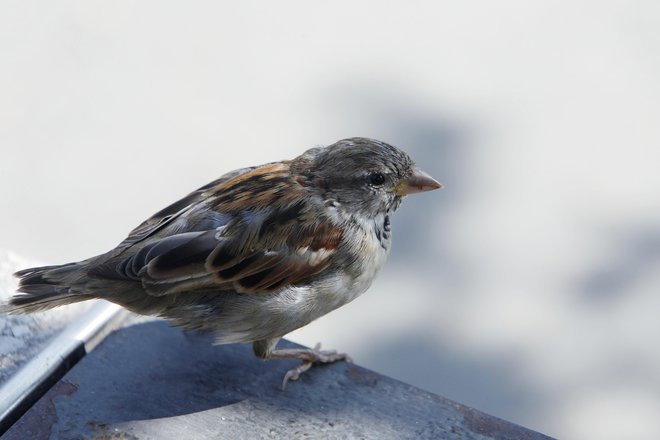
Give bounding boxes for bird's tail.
[2,263,94,314]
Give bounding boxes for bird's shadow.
[63,321,340,419]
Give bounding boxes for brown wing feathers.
[104,162,344,296]
[141,222,343,296]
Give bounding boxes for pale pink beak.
[395,167,443,196]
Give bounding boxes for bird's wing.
[132,218,342,296]
[93,161,343,296]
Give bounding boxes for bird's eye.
[367,172,386,186]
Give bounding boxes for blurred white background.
[2,1,660,438]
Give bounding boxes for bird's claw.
[281,360,314,390]
[278,342,352,390]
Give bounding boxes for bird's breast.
[334,213,392,303]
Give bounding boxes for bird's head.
[292,137,442,217]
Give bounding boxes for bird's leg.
[253,339,352,390]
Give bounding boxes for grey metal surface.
[0,302,125,433]
[4,319,554,440]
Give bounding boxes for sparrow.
[3,137,442,388]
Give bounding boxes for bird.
[2,137,442,388]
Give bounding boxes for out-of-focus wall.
[2,2,659,438]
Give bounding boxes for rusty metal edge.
[0,301,127,434]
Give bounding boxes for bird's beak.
[395,167,443,196]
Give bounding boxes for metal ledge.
[0,302,126,434]
[3,317,554,440]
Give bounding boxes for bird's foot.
[270,343,352,390]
